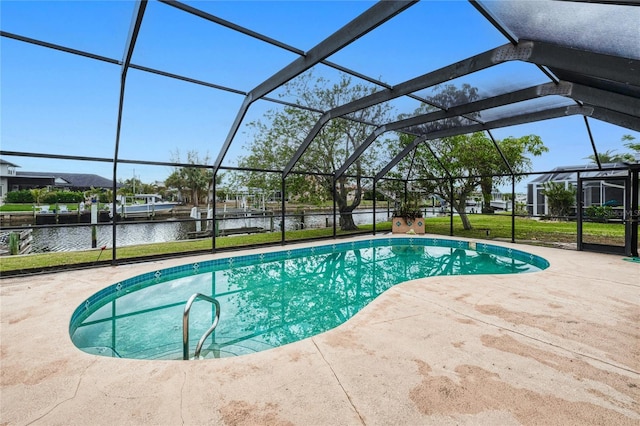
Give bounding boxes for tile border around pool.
[69,237,549,332]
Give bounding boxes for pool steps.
[183,293,221,360]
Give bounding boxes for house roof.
[528,163,628,184]
[0,159,20,167]
[15,171,115,189]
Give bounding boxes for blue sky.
[1,0,638,188]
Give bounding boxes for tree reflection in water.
[71,243,539,360]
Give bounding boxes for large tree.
[237,72,393,230]
[479,134,548,212]
[393,131,547,230]
[387,84,547,230]
[117,176,144,196]
[166,150,214,207]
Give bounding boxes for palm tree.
[29,188,48,206]
[584,149,632,164]
[587,135,639,164]
[623,134,639,162]
[541,182,576,219]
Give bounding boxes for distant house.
[527,163,627,216]
[0,159,19,201]
[0,159,116,202]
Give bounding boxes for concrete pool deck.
[1,236,639,425]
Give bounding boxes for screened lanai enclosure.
[1,0,638,274]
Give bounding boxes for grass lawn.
[423,214,625,244]
[0,224,385,273]
[0,204,39,212]
[0,214,628,274]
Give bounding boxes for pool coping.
[1,234,639,425]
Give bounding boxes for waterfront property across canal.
[26,209,394,253]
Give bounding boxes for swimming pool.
[70,237,548,360]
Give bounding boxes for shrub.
[541,182,576,219]
[364,190,387,202]
[5,190,34,203]
[585,205,615,221]
[42,192,58,204]
[393,203,423,220]
[42,191,84,204]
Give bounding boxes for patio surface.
[1,236,639,425]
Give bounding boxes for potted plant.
[391,203,425,234]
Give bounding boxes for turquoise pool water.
[70,238,548,360]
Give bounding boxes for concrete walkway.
[1,236,638,425]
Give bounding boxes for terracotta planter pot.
[391,216,425,234]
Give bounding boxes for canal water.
[30,209,415,253]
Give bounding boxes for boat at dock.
[115,194,179,218]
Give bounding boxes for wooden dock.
[35,211,113,225]
[0,229,33,256]
[187,226,267,239]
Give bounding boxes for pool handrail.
[183,293,221,360]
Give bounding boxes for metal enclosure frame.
[1,0,639,270]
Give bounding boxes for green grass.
[0,204,37,212]
[0,203,86,212]
[422,215,624,244]
[0,215,626,274]
[0,224,387,273]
